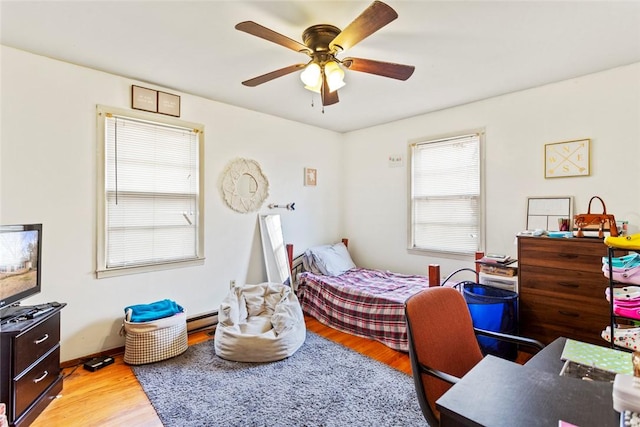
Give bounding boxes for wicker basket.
[122,311,188,365]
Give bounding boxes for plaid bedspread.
[297,268,430,352]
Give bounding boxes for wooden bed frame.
[284,238,443,352]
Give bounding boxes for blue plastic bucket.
[462,283,518,360]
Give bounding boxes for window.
[409,131,483,255]
[96,105,204,278]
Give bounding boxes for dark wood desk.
[523,336,569,374]
[436,338,619,427]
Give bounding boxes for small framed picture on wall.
[158,91,181,117]
[131,85,158,113]
[304,168,317,186]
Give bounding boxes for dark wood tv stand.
[0,303,65,426]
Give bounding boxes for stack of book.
[476,254,518,277]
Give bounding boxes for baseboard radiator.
[187,310,218,332]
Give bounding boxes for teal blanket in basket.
[125,299,184,322]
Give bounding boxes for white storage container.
[479,272,518,293]
[613,374,640,414]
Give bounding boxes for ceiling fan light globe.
[304,82,322,94]
[323,60,342,76]
[327,78,345,93]
[300,63,321,87]
[325,61,346,92]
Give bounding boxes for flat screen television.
[0,223,42,319]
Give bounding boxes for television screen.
[0,224,42,313]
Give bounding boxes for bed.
[288,240,436,352]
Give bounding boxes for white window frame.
[408,130,485,256]
[96,105,205,278]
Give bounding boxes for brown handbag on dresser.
[574,196,618,238]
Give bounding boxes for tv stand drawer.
[14,313,60,375]
[13,345,60,420]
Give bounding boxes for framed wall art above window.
[131,85,158,113]
[158,91,181,117]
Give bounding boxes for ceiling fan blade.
[342,57,415,80]
[329,1,398,52]
[321,76,340,106]
[236,21,311,54]
[242,64,306,87]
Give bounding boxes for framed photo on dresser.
[526,196,573,231]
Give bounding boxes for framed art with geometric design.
[544,138,590,178]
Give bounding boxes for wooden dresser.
[517,236,609,346]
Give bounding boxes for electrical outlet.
[229,280,236,289]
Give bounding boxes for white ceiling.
[2,1,639,133]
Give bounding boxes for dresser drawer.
[519,264,605,302]
[520,321,605,346]
[13,345,60,420]
[519,291,609,343]
[13,313,60,375]
[518,237,606,272]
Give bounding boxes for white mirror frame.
[221,158,269,213]
[259,214,293,287]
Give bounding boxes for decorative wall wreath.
[221,158,269,213]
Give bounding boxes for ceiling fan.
[235,1,415,107]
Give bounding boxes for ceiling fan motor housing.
[302,24,342,59]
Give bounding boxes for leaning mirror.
[221,158,269,213]
[259,214,293,287]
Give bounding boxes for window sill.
[407,247,475,260]
[96,257,205,279]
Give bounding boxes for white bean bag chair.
[214,282,306,362]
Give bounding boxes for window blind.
[410,133,481,254]
[104,115,199,268]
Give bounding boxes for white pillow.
[308,242,356,276]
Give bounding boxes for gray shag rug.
[132,331,427,427]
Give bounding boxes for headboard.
[285,239,350,288]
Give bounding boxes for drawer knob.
[558,310,580,318]
[33,370,48,383]
[34,334,49,345]
[558,253,579,259]
[558,282,579,288]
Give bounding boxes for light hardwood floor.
[31,316,411,427]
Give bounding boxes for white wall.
[0,46,344,361]
[342,63,640,280]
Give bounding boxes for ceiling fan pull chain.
[320,76,325,114]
